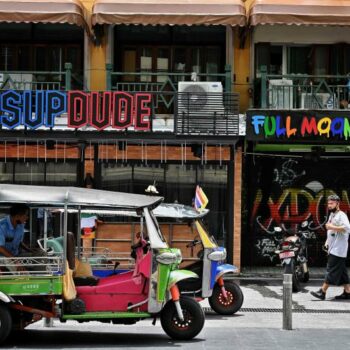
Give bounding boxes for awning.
[0,0,88,29]
[92,0,246,26]
[249,0,350,26]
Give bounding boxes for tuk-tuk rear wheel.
[0,304,12,344]
[160,296,204,340]
[209,281,244,315]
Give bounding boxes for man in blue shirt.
[0,204,29,258]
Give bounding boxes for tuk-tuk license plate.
[279,251,295,259]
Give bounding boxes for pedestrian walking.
[311,194,350,300]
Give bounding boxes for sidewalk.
[239,266,349,278]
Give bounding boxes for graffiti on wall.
[247,157,350,266]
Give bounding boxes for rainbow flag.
[194,185,209,211]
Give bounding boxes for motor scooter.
[274,221,310,292]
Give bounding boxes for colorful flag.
[194,185,209,211]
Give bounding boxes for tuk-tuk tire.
[160,296,204,340]
[0,303,12,344]
[209,281,244,315]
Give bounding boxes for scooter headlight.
[156,252,178,265]
[208,249,226,262]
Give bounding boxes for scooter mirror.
[301,221,308,228]
[274,227,282,232]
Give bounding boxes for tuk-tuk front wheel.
[160,296,204,340]
[0,304,12,344]
[209,281,244,315]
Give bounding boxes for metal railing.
[258,65,350,110]
[0,255,63,277]
[78,247,134,270]
[0,63,74,91]
[106,64,233,96]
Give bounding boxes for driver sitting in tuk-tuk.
[0,204,31,258]
[0,204,44,273]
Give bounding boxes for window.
[0,162,14,183]
[255,44,283,78]
[101,162,228,240]
[101,164,133,192]
[15,163,45,185]
[46,162,77,186]
[288,44,350,76]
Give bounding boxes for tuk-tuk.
[154,203,244,315]
[0,184,205,344]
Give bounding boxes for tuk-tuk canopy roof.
[54,203,209,219]
[0,184,163,209]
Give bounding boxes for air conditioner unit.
[178,81,224,117]
[301,93,336,109]
[268,79,293,109]
[0,73,33,90]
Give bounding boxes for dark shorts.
[325,254,350,286]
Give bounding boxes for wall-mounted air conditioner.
[268,79,293,109]
[178,81,224,117]
[300,93,336,109]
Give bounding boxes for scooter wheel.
[0,304,12,344]
[301,271,309,283]
[160,296,205,340]
[209,281,244,315]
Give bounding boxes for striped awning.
[0,0,88,29]
[249,0,350,26]
[92,0,246,26]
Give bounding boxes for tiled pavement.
[240,266,350,278]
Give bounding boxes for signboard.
[246,110,350,142]
[0,90,152,131]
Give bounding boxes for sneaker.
[334,290,350,300]
[310,289,326,300]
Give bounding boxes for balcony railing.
[259,66,350,110]
[0,63,75,91]
[106,64,233,109]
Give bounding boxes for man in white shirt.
[311,194,350,300]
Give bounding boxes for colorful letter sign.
[0,90,153,131]
[247,110,350,141]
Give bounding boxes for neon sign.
[246,111,350,141]
[0,90,152,131]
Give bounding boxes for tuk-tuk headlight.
[156,252,178,265]
[208,249,226,262]
[175,250,182,264]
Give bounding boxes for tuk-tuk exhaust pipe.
[170,285,184,321]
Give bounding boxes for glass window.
[313,46,329,75]
[288,46,312,74]
[0,162,14,183]
[165,164,196,205]
[197,165,227,242]
[157,48,170,83]
[255,44,282,77]
[15,162,45,185]
[191,48,201,75]
[140,47,153,82]
[101,163,133,192]
[133,164,165,195]
[206,48,220,81]
[46,162,77,186]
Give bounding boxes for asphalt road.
[3,279,350,350]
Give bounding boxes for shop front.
[0,87,243,266]
[244,109,350,267]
